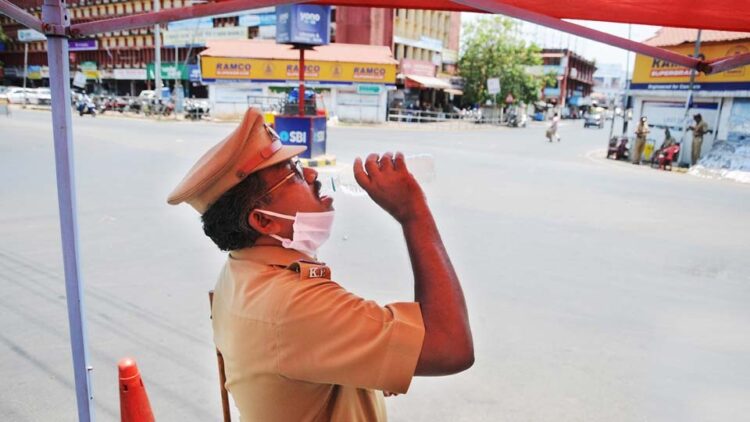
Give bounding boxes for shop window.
[116,4,123,14]
[134,2,142,12]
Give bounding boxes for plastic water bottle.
[321,154,436,197]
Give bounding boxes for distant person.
[688,113,709,165]
[651,128,676,165]
[546,113,560,142]
[632,116,650,164]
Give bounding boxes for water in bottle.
[320,154,436,197]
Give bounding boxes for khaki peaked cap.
[167,108,306,213]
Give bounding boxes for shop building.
[335,7,462,111]
[199,39,397,122]
[541,48,597,115]
[630,28,750,165]
[0,1,277,96]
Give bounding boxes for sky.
[461,13,661,76]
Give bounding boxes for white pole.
[23,42,28,108]
[154,0,162,99]
[42,0,95,419]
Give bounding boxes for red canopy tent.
[1,0,750,420]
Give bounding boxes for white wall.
[335,88,388,123]
[208,83,266,116]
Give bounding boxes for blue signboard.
[239,12,276,27]
[68,39,98,51]
[188,65,201,82]
[276,5,331,46]
[168,17,214,30]
[274,116,327,159]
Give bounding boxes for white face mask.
[255,209,335,258]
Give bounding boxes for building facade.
[0,2,298,96]
[1,3,461,119]
[541,48,596,114]
[630,28,750,165]
[335,7,462,114]
[592,63,626,106]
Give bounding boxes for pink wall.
[335,7,393,47]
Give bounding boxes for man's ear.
[247,210,280,235]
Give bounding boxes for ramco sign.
[353,66,387,80]
[215,61,252,77]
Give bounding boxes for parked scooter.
[507,111,527,128]
[75,94,97,117]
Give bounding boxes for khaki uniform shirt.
[211,246,425,422]
[693,121,709,139]
[635,123,650,139]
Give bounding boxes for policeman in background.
[688,113,709,165]
[632,116,650,164]
[167,108,474,421]
[651,128,676,166]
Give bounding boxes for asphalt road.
[1,109,749,422]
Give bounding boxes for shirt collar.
[229,246,316,266]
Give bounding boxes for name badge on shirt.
[287,260,332,281]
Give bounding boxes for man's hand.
[353,152,428,225]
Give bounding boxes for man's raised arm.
[354,152,474,376]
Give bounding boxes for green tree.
[458,16,550,106]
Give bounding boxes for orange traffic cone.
[118,358,155,422]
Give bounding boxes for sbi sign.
[279,130,307,144]
[274,115,327,159]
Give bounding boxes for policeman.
[632,116,650,164]
[167,108,474,421]
[688,113,709,165]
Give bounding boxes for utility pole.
[621,24,632,135]
[154,0,162,99]
[677,29,703,166]
[174,44,183,113]
[22,43,28,108]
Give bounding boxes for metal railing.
[387,108,505,129]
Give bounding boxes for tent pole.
[43,0,95,420]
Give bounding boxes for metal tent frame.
[1,0,750,419]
